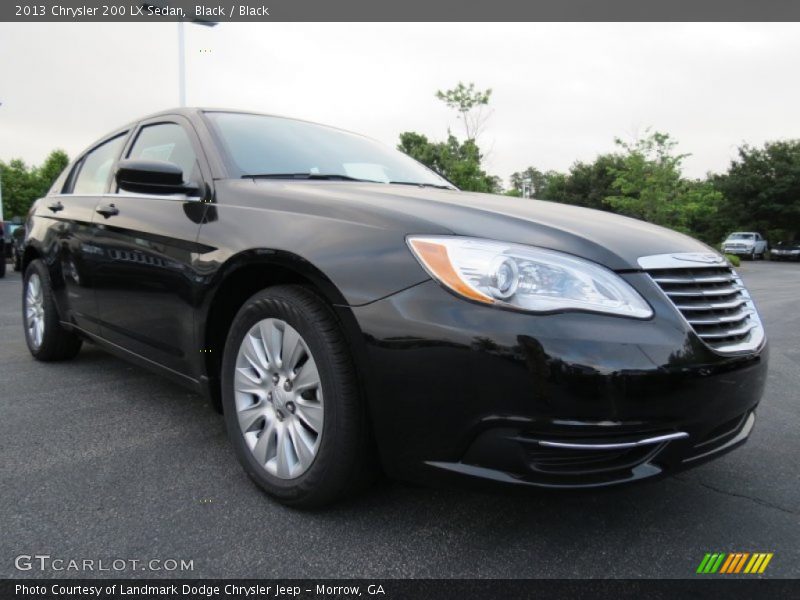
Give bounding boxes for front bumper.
[723,246,755,256]
[771,251,800,260]
[350,277,768,489]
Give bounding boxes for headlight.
[407,236,653,319]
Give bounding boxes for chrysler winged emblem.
[671,252,725,264]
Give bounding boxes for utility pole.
[141,3,217,107]
[522,177,532,199]
[178,20,186,107]
[177,18,218,106]
[0,101,4,222]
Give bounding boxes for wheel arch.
[198,249,370,412]
[22,244,42,274]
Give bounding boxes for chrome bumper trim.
[537,431,689,450]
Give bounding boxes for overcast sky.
[1,22,799,183]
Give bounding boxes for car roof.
[135,107,334,127]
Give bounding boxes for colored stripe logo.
[697,552,773,574]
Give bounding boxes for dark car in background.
[19,108,769,507]
[0,222,6,278]
[770,240,800,261]
[11,224,25,271]
[3,220,25,272]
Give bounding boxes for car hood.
[248,180,716,271]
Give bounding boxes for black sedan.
[770,240,800,261]
[20,109,768,506]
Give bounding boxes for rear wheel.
[23,260,82,361]
[221,285,373,507]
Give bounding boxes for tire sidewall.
[221,287,356,505]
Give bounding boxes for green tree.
[37,150,70,196]
[605,131,687,225]
[604,131,722,237]
[508,155,624,208]
[680,178,727,244]
[713,140,800,242]
[435,82,492,141]
[399,82,500,193]
[0,159,37,219]
[398,132,500,193]
[555,155,626,210]
[1,149,70,218]
[509,167,549,198]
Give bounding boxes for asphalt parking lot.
[1,261,798,579]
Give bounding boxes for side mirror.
[115,159,200,196]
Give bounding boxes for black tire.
[0,255,5,278]
[13,249,22,272]
[221,285,373,508]
[23,260,82,361]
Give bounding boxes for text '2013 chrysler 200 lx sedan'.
[21,109,768,507]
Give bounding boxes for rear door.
[91,116,212,378]
[37,132,129,334]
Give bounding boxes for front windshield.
[728,233,754,240]
[206,112,454,188]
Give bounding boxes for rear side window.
[127,123,198,181]
[72,134,127,195]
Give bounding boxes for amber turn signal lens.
[407,239,494,304]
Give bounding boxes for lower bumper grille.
[518,431,687,477]
[525,445,658,475]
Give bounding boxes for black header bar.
[5,0,800,22]
[3,579,799,600]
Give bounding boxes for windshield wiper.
[244,173,457,190]
[244,173,376,182]
[388,181,457,190]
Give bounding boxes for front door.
[91,117,211,377]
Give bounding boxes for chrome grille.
[639,253,765,354]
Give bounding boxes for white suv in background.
[722,232,769,260]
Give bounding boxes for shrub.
[725,253,741,267]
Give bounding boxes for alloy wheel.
[233,318,324,479]
[25,273,45,349]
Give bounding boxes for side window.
[72,135,127,195]
[62,159,84,194]
[127,123,198,183]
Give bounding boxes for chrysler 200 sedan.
[21,109,768,506]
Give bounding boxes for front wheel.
[23,260,82,361]
[221,285,373,507]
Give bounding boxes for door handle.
[47,201,64,213]
[96,203,119,218]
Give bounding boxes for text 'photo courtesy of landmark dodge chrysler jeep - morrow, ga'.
[20,109,768,507]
